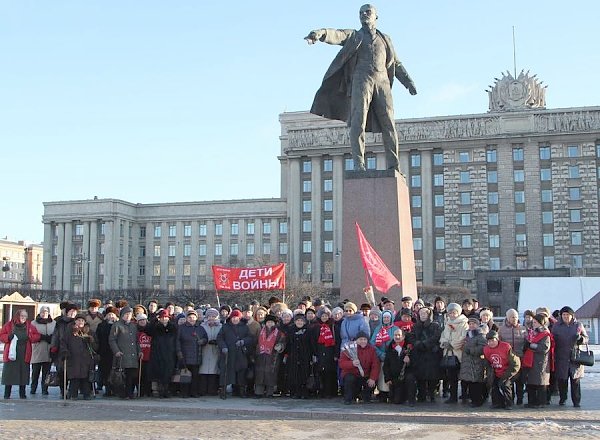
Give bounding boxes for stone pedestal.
[340,169,417,306]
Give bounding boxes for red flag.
[355,222,400,293]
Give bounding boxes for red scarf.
[317,323,335,347]
[258,327,279,354]
[375,325,393,347]
[521,329,554,370]
[397,320,413,333]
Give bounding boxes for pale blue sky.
[1,1,598,243]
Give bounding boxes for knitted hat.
[74,313,86,321]
[434,296,445,304]
[505,309,519,319]
[344,302,358,313]
[486,330,499,340]
[120,306,133,318]
[205,308,220,319]
[560,306,575,316]
[186,309,198,317]
[316,307,332,319]
[158,309,170,318]
[447,303,461,313]
[229,310,242,319]
[401,296,412,302]
[468,317,480,325]
[136,313,148,321]
[331,307,344,316]
[355,331,369,340]
[381,310,394,323]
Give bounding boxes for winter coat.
[383,341,413,383]
[523,328,551,386]
[145,320,178,384]
[60,325,97,380]
[411,318,442,381]
[84,311,103,334]
[439,314,468,362]
[308,321,337,373]
[109,319,140,369]
[0,319,41,364]
[286,324,312,388]
[50,316,74,362]
[498,320,527,358]
[30,317,55,364]
[432,309,446,329]
[552,317,588,380]
[339,342,380,381]
[1,320,41,385]
[370,322,399,361]
[199,321,222,375]
[177,322,206,366]
[459,328,487,383]
[95,320,115,379]
[340,313,370,347]
[217,320,253,385]
[254,326,286,387]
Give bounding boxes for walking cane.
[138,357,142,398]
[63,358,67,402]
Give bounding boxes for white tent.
[518,277,600,315]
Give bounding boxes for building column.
[104,221,114,290]
[420,149,434,284]
[55,223,65,291]
[333,154,344,288]
[63,223,73,293]
[42,222,53,290]
[288,158,302,278]
[311,156,322,284]
[89,221,98,293]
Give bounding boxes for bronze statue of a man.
[305,4,417,171]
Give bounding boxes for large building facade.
[42,75,600,313]
[1,239,43,291]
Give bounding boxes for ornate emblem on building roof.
[486,70,546,112]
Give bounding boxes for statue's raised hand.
[304,30,325,45]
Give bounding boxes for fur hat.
[115,299,129,309]
[104,306,118,317]
[560,306,575,316]
[229,310,242,319]
[293,312,307,322]
[74,312,86,321]
[486,330,499,340]
[220,305,232,313]
[136,313,148,321]
[186,309,198,317]
[88,298,101,308]
[264,314,278,324]
[316,307,332,319]
[355,331,369,340]
[434,296,445,304]
[468,317,480,325]
[479,309,493,319]
[360,303,372,310]
[268,296,282,305]
[344,302,358,313]
[401,296,412,302]
[331,306,343,316]
[447,303,461,313]
[536,307,551,317]
[65,303,79,314]
[505,309,519,319]
[119,306,133,318]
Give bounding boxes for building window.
[413,238,423,250]
[153,245,161,257]
[459,192,471,205]
[279,221,288,234]
[215,244,222,256]
[435,236,445,250]
[139,246,146,257]
[303,200,312,212]
[74,224,83,236]
[139,265,145,276]
[184,224,192,237]
[411,195,422,208]
[434,194,444,207]
[247,222,255,235]
[513,148,524,161]
[571,231,582,246]
[462,257,472,270]
[489,213,499,226]
[516,233,527,247]
[183,244,191,257]
[167,264,176,276]
[199,244,207,256]
[515,191,525,204]
[460,171,470,183]
[412,216,422,229]
[303,180,312,193]
[302,241,311,253]
[153,264,160,276]
[324,179,333,192]
[246,242,255,255]
[540,146,551,160]
[458,151,470,163]
[486,149,497,163]
[323,199,333,211]
[183,264,191,276]
[263,222,271,234]
[461,235,472,248]
[516,256,528,270]
[567,145,580,157]
[460,213,471,226]
[303,262,312,275]
[199,224,207,236]
[324,240,333,253]
[345,158,354,170]
[231,223,239,235]
[411,154,421,167]
[154,225,161,238]
[435,215,444,228]
[489,234,500,248]
[411,175,422,187]
[435,259,446,271]
[279,242,288,255]
[303,220,312,233]
[572,255,583,268]
[487,170,498,184]
[168,225,176,237]
[302,160,312,173]
[542,211,553,224]
[433,152,444,165]
[570,209,581,222]
[568,165,580,179]
[99,243,104,255]
[543,256,555,269]
[540,168,551,181]
[215,223,223,236]
[263,242,271,255]
[230,243,239,255]
[489,257,500,270]
[541,189,552,203]
[168,245,176,257]
[366,157,376,170]
[434,174,444,186]
[138,225,145,238]
[569,187,581,200]
[514,170,525,182]
[323,159,333,172]
[515,212,526,225]
[324,219,333,231]
[543,233,554,246]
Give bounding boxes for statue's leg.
[349,76,374,171]
[372,80,399,171]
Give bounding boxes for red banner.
[212,263,286,291]
[355,222,400,293]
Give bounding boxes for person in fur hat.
[60,313,97,400]
[84,299,103,334]
[254,314,286,398]
[286,313,312,399]
[308,307,338,397]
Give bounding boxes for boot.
[30,383,37,395]
[4,385,12,399]
[219,387,227,400]
[239,386,247,398]
[19,386,27,399]
[41,385,49,396]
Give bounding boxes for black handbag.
[44,367,61,387]
[440,348,459,370]
[172,367,193,384]
[108,358,125,388]
[571,344,595,367]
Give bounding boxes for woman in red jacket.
[1,309,41,399]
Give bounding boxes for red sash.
[317,323,335,347]
[522,330,551,369]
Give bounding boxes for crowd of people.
[0,294,591,410]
